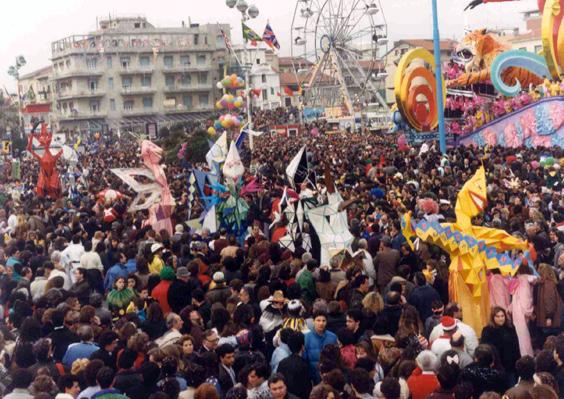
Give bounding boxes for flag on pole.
[242,22,262,46]
[262,22,280,50]
[218,24,233,53]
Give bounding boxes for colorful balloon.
[207,127,216,135]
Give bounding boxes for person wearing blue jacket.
[303,310,337,384]
[104,251,129,292]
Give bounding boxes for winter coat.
[460,364,507,397]
[480,325,520,373]
[204,284,231,306]
[303,329,338,383]
[151,280,172,315]
[535,277,561,329]
[168,279,192,313]
[407,284,441,321]
[277,354,313,399]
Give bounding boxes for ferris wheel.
[291,0,390,118]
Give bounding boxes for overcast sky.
[0,0,538,92]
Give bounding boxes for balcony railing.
[163,83,212,93]
[56,89,104,100]
[52,68,104,79]
[119,66,154,75]
[56,110,106,121]
[162,63,210,72]
[121,86,157,95]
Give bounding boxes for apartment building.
[50,16,229,132]
[17,66,53,133]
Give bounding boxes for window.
[198,93,209,106]
[122,77,132,89]
[262,89,268,99]
[194,34,199,45]
[86,57,98,70]
[180,55,191,65]
[65,59,71,68]
[139,56,151,67]
[182,95,192,108]
[120,56,131,69]
[285,97,291,107]
[165,75,175,88]
[141,75,152,87]
[108,77,114,89]
[142,97,153,108]
[180,74,191,86]
[261,74,266,83]
[197,72,207,85]
[106,56,112,67]
[123,100,134,110]
[165,96,176,106]
[89,100,100,112]
[164,55,173,68]
[204,35,208,45]
[110,98,116,111]
[271,87,275,95]
[89,80,98,91]
[256,58,261,65]
[197,55,206,65]
[134,22,141,28]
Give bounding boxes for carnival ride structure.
[290,0,390,120]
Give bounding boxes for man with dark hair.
[424,299,444,339]
[68,267,91,306]
[271,328,292,372]
[113,348,142,397]
[460,344,506,397]
[427,363,459,398]
[268,373,299,399]
[92,367,128,398]
[297,259,318,304]
[380,377,401,399]
[4,368,33,399]
[90,330,119,368]
[304,311,337,384]
[57,374,81,398]
[277,331,312,399]
[217,343,236,393]
[48,310,79,362]
[504,355,535,398]
[350,275,370,309]
[345,309,365,343]
[407,271,440,321]
[380,291,403,336]
[349,368,372,398]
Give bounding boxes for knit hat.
[441,316,457,332]
[176,267,190,279]
[160,266,176,281]
[213,271,225,283]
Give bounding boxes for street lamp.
[225,0,259,149]
[7,55,26,135]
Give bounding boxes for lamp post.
[431,0,447,154]
[226,0,259,150]
[7,55,27,137]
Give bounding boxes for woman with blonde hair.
[362,291,384,315]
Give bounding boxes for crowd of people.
[0,128,563,399]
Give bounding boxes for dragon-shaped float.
[401,166,534,335]
[393,0,563,148]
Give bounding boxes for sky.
[0,0,539,92]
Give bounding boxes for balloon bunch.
[217,74,245,89]
[207,114,244,135]
[216,94,245,110]
[539,156,555,168]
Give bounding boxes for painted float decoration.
[392,0,564,148]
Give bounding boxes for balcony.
[122,108,157,117]
[163,84,213,93]
[164,104,212,113]
[121,86,157,95]
[118,66,154,75]
[56,110,106,121]
[162,63,210,73]
[52,68,104,80]
[56,89,104,100]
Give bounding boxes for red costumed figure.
[27,122,62,199]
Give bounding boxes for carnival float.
[393,0,564,148]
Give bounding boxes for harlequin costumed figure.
[26,122,62,199]
[402,166,532,334]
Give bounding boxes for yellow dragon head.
[455,165,487,229]
[454,29,510,73]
